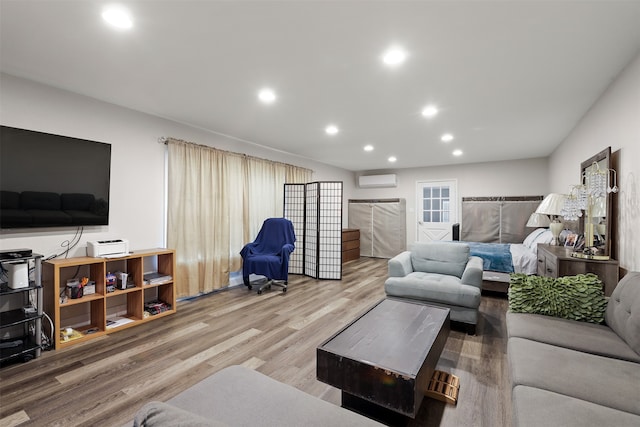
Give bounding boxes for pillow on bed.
[529,229,554,250]
[523,228,547,249]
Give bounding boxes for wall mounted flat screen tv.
[1,126,111,229]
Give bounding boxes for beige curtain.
[166,138,312,297]
[285,163,311,184]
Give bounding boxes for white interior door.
[417,180,458,242]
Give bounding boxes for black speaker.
[452,223,460,241]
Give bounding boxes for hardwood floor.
[0,257,511,427]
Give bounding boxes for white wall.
[0,73,354,259]
[549,53,640,272]
[352,157,549,245]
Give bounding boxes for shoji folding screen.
[284,181,343,280]
[283,184,305,275]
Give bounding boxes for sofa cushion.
[166,365,383,426]
[512,385,640,427]
[410,242,469,278]
[0,209,32,227]
[506,311,640,363]
[27,209,72,225]
[134,401,228,427]
[20,191,61,210]
[385,272,481,308]
[1,190,20,209]
[61,193,95,211]
[508,337,640,415]
[605,272,640,356]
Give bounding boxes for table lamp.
[526,213,551,228]
[535,193,566,245]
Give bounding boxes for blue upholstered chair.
[384,242,483,334]
[240,218,296,294]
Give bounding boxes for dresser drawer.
[342,239,360,251]
[342,229,360,242]
[544,257,558,277]
[342,248,360,263]
[536,254,546,276]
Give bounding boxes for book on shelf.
[143,271,172,285]
[60,328,84,342]
[144,300,172,316]
[106,317,134,329]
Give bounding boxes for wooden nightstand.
[536,244,619,296]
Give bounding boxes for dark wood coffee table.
[317,298,450,422]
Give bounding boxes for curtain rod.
[157,136,314,174]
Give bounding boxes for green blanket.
[508,273,607,323]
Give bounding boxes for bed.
[459,228,556,289]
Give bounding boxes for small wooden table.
[317,298,450,422]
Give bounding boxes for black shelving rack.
[0,253,43,364]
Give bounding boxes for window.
[422,186,450,223]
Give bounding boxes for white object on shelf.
[6,261,29,289]
[106,317,134,329]
[87,239,129,258]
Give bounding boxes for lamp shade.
[535,193,566,217]
[526,213,551,227]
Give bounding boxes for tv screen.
[0,126,111,229]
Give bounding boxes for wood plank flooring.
[0,257,511,427]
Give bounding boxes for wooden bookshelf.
[43,248,176,349]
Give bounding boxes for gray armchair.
[384,242,483,334]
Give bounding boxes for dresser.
[536,244,619,296]
[342,229,360,263]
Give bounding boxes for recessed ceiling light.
[102,7,133,29]
[364,145,374,152]
[388,156,397,162]
[258,88,276,104]
[421,105,438,118]
[325,125,339,135]
[382,47,407,66]
[441,133,454,142]
[453,149,463,156]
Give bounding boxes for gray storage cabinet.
[348,199,406,259]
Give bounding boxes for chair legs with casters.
[244,276,288,295]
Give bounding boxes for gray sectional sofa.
[133,365,383,426]
[506,272,640,426]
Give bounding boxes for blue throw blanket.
[465,242,514,273]
[240,218,296,281]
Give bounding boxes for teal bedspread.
[465,241,514,273]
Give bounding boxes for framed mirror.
[575,146,612,259]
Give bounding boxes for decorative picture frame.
[564,233,578,248]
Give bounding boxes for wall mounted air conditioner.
[358,174,397,188]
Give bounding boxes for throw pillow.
[508,273,607,323]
